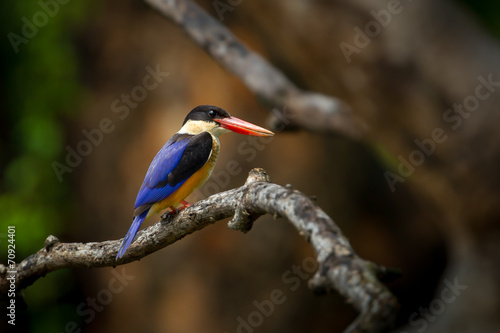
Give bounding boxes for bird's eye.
[208,110,216,118]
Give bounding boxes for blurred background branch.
[144,0,362,137]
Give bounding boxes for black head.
[183,105,231,125]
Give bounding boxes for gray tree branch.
[144,0,364,138]
[0,168,398,333]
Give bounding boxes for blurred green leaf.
[0,0,90,331]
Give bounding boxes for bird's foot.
[180,200,192,208]
[167,201,192,216]
[168,206,179,216]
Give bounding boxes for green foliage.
[0,0,90,332]
[0,0,88,257]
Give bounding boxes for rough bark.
[0,169,398,333]
[230,1,500,332]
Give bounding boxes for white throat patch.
[178,120,229,138]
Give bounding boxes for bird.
[116,105,274,259]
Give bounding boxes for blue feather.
[134,138,191,209]
[116,210,148,259]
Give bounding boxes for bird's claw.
[166,201,192,216]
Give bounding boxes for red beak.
[215,117,274,136]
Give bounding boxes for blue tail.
[116,210,148,259]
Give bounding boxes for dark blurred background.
[1,1,500,332]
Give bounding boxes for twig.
[0,168,397,333]
[144,0,363,138]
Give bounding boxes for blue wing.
[117,138,190,259]
[134,137,191,210]
[117,133,213,259]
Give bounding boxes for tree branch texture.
[144,0,363,138]
[0,169,398,333]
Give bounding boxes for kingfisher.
[116,105,274,259]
